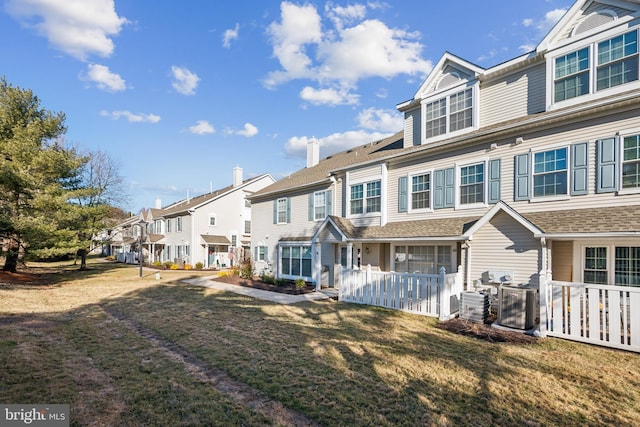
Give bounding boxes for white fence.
[540,274,640,353]
[339,266,463,320]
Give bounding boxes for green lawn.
[1,259,638,426]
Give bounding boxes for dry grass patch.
[1,258,639,426]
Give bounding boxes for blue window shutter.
[433,170,444,209]
[326,190,332,216]
[443,168,455,208]
[286,197,291,223]
[597,137,618,193]
[571,142,588,195]
[514,153,530,201]
[488,158,501,203]
[308,193,314,221]
[398,176,408,212]
[273,200,277,224]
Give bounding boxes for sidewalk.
[182,276,338,304]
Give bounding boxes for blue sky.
[0,0,571,213]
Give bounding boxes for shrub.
[184,264,193,270]
[169,263,179,270]
[152,261,163,267]
[275,278,288,287]
[195,262,203,270]
[217,270,230,278]
[229,266,240,277]
[260,273,276,285]
[163,261,173,269]
[239,259,254,279]
[295,278,306,289]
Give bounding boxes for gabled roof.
[158,173,272,218]
[413,52,485,100]
[538,0,640,53]
[525,205,640,236]
[251,131,405,200]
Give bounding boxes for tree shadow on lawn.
[99,282,640,427]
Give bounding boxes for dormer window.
[551,28,639,105]
[423,86,475,142]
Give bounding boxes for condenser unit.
[498,284,536,330]
[460,291,489,323]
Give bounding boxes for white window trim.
[547,25,640,111]
[348,177,383,218]
[208,214,216,227]
[408,169,434,213]
[529,145,571,202]
[278,243,313,280]
[276,197,288,224]
[455,158,488,210]
[421,82,479,144]
[313,190,327,221]
[579,240,640,285]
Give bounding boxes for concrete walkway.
[182,275,339,304]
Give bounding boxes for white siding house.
[251,0,640,351]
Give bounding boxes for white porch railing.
[339,266,463,320]
[540,273,640,353]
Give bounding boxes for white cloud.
[5,0,128,61]
[357,108,402,132]
[85,63,126,92]
[285,130,392,159]
[264,1,432,106]
[100,110,160,123]
[300,86,359,106]
[171,66,200,95]
[222,23,239,48]
[523,8,567,34]
[188,120,215,135]
[228,123,259,137]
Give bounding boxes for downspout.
[188,209,196,266]
[464,240,472,291]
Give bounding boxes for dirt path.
[99,305,318,426]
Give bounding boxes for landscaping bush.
[260,273,276,284]
[239,259,254,279]
[184,264,193,270]
[169,263,179,270]
[195,262,203,270]
[294,278,306,289]
[163,261,173,269]
[152,261,163,267]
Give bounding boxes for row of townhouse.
[109,167,275,268]
[250,0,640,345]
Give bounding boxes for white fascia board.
[536,232,640,239]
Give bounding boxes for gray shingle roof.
[523,205,640,234]
[329,215,479,240]
[252,131,405,199]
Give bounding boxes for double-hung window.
[425,88,474,139]
[314,191,326,220]
[276,198,288,224]
[177,217,182,232]
[411,173,430,210]
[554,48,590,102]
[533,148,568,197]
[281,246,312,278]
[552,29,640,104]
[459,163,484,205]
[166,219,172,233]
[350,181,381,215]
[597,30,638,91]
[623,134,640,189]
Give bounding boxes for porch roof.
[201,235,231,245]
[146,233,164,243]
[328,215,479,240]
[523,205,640,236]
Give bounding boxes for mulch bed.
[213,275,316,295]
[436,318,538,344]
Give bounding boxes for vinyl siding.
[480,63,546,128]
[469,212,540,287]
[403,107,421,148]
[387,105,640,224]
[551,240,573,281]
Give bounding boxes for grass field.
[1,258,639,426]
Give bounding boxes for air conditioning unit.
[460,291,489,323]
[498,284,536,330]
[482,270,514,285]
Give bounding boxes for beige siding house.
[251,0,640,348]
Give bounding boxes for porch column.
[346,242,353,269]
[205,244,209,268]
[313,241,322,291]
